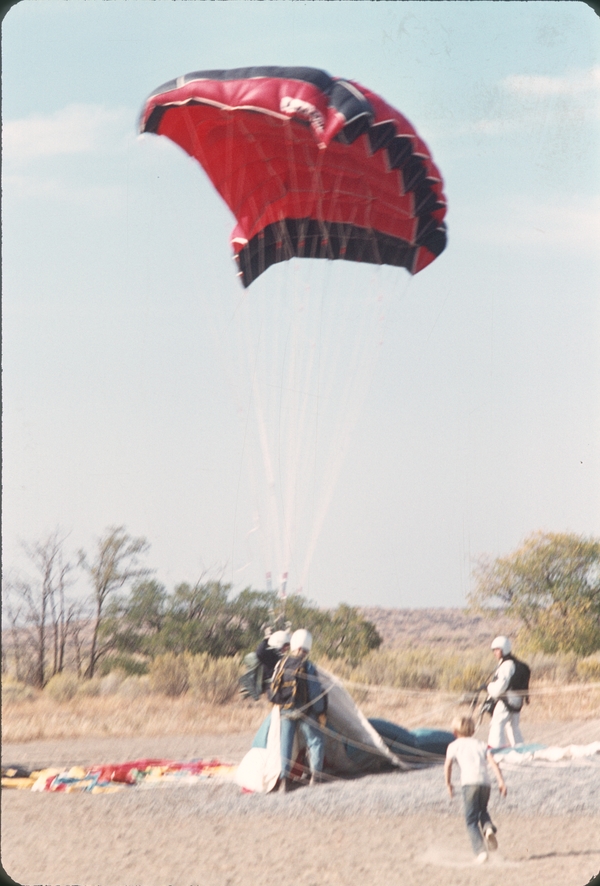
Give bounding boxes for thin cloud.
[470,117,520,136]
[2,104,130,163]
[464,194,600,253]
[503,66,600,97]
[4,173,124,211]
[441,66,600,140]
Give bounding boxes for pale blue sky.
[2,1,599,609]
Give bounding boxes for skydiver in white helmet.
[255,630,291,685]
[486,636,525,749]
[270,629,327,792]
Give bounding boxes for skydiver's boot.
[309,772,324,786]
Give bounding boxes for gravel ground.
[4,723,600,820]
[100,756,600,822]
[3,725,600,886]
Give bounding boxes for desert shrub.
[284,645,596,701]
[116,675,152,698]
[576,655,600,682]
[187,653,241,704]
[320,647,494,696]
[99,654,148,677]
[314,655,355,681]
[443,661,490,693]
[347,649,439,691]
[97,669,129,695]
[2,679,39,702]
[148,653,189,696]
[76,677,103,697]
[44,671,82,702]
[525,652,579,684]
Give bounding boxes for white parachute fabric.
[316,666,405,774]
[234,666,403,793]
[235,704,283,794]
[492,741,600,766]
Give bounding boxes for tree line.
[2,526,382,687]
[4,526,599,689]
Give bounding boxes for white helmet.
[290,629,312,653]
[267,630,291,650]
[491,635,511,656]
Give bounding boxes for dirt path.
[2,730,600,886]
[3,794,598,886]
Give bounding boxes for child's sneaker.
[474,851,488,864]
[483,824,498,851]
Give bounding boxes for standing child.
[444,714,507,864]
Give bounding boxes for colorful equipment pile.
[2,758,237,793]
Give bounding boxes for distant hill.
[359,607,518,651]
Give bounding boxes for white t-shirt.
[446,736,490,786]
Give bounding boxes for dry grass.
[4,641,599,744]
[3,675,598,744]
[2,693,271,744]
[352,681,600,728]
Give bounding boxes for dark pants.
[462,784,494,855]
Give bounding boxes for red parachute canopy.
[139,66,447,287]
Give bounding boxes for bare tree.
[79,526,152,678]
[3,530,75,687]
[3,595,27,682]
[69,612,88,678]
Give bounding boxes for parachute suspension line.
[223,116,265,588]
[277,265,318,593]
[225,113,247,228]
[283,118,305,262]
[273,131,394,593]
[243,251,315,596]
[298,266,393,592]
[252,122,330,596]
[337,188,361,263]
[327,162,356,262]
[253,293,290,588]
[181,106,209,173]
[275,283,296,589]
[221,111,235,210]
[235,113,285,283]
[226,115,294,593]
[230,312,268,587]
[297,217,309,261]
[178,105,246,586]
[309,148,329,260]
[303,277,326,598]
[362,171,382,267]
[290,140,329,593]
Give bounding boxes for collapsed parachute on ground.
[139,66,447,287]
[235,667,454,793]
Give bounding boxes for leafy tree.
[158,580,247,657]
[470,531,600,655]
[264,595,382,664]
[92,578,382,669]
[100,579,168,655]
[79,526,152,678]
[318,603,382,665]
[231,588,282,645]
